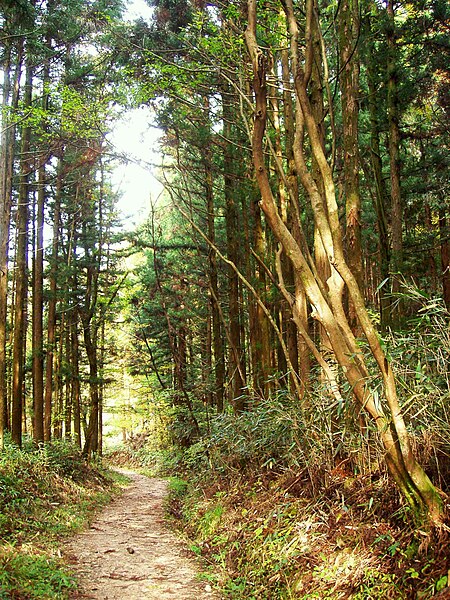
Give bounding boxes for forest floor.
[62,470,220,599]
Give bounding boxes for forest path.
[63,470,219,599]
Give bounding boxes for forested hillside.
[0,0,449,597]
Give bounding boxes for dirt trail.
[63,470,220,599]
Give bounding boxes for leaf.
[436,576,448,592]
[376,277,390,292]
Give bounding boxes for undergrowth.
[0,437,125,599]
[106,297,450,597]
[167,467,449,599]
[159,300,450,599]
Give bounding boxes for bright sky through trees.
[109,0,161,225]
[109,107,163,226]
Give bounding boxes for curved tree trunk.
[245,0,443,523]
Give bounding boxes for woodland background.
[0,0,449,596]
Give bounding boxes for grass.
[0,438,128,599]
[0,548,76,599]
[106,298,450,597]
[167,467,449,599]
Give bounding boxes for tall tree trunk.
[32,52,50,444]
[44,157,63,441]
[246,0,443,523]
[0,47,13,444]
[53,311,65,439]
[223,98,246,411]
[64,319,72,438]
[11,62,33,447]
[366,55,391,329]
[387,0,403,324]
[98,319,105,456]
[307,0,339,393]
[81,179,100,456]
[32,162,45,443]
[0,40,23,446]
[82,324,99,456]
[204,106,225,412]
[251,191,272,398]
[71,313,82,447]
[338,0,364,333]
[281,46,309,396]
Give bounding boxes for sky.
[108,0,163,227]
[109,108,164,227]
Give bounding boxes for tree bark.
[281,46,309,396]
[223,102,246,411]
[246,0,443,523]
[32,50,50,444]
[71,313,82,447]
[366,50,392,329]
[11,61,33,447]
[82,323,99,456]
[204,103,225,412]
[338,0,364,333]
[439,209,450,311]
[0,41,21,446]
[387,0,403,325]
[251,190,272,398]
[44,157,63,441]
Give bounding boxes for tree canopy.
[0,0,448,532]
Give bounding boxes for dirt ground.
[62,470,220,599]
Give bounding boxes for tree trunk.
[387,0,403,324]
[204,106,225,412]
[251,191,272,398]
[53,311,65,439]
[80,178,100,456]
[246,0,444,523]
[223,102,246,411]
[32,52,50,444]
[439,209,450,311]
[366,53,392,329]
[307,1,339,394]
[281,46,309,396]
[64,319,72,439]
[11,62,33,447]
[98,318,105,456]
[44,157,63,441]
[270,62,295,392]
[338,0,364,333]
[71,312,82,447]
[0,41,21,446]
[82,325,99,456]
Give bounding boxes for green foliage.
[147,296,450,598]
[0,439,120,598]
[167,466,448,599]
[0,549,76,599]
[168,476,189,497]
[38,438,88,479]
[381,287,450,488]
[0,438,112,540]
[205,395,306,477]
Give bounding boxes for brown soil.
[62,470,221,599]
